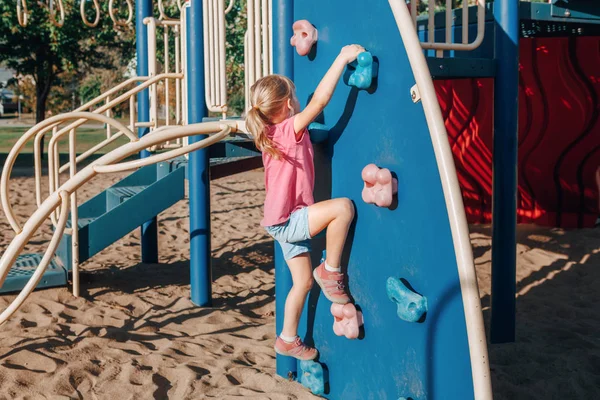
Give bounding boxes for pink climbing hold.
[361,164,398,208]
[331,303,363,340]
[290,20,318,56]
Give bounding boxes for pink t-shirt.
[261,116,315,226]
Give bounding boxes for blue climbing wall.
[285,2,475,399]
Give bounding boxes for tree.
[0,0,135,127]
[225,0,247,115]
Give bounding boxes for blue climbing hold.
[386,277,427,323]
[308,122,330,143]
[348,51,377,90]
[299,360,325,396]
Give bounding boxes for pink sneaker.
[274,337,318,361]
[313,262,351,304]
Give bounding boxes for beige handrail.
[17,0,29,27]
[0,118,239,325]
[94,124,231,173]
[412,0,486,52]
[244,0,272,111]
[32,73,182,205]
[388,0,492,398]
[109,0,134,28]
[0,191,70,325]
[1,112,138,235]
[2,10,188,284]
[81,0,101,27]
[5,17,184,225]
[158,0,182,20]
[203,0,228,116]
[225,0,234,14]
[37,0,65,28]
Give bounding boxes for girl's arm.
[293,44,365,134]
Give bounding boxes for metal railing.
[388,0,492,398]
[17,0,29,27]
[81,0,101,27]
[16,0,134,30]
[410,0,486,53]
[108,0,134,28]
[38,0,65,27]
[2,8,188,299]
[203,0,228,117]
[244,0,272,111]
[0,114,240,324]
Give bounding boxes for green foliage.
[225,0,247,116]
[0,0,135,121]
[78,74,103,104]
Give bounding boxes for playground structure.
[1,0,599,398]
[425,2,600,230]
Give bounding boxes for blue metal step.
[56,163,185,270]
[0,254,67,294]
[66,217,96,229]
[106,185,148,210]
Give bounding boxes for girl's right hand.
[339,44,365,64]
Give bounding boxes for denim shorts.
[265,207,312,260]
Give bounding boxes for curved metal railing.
[4,7,187,240]
[109,0,134,28]
[37,0,65,27]
[158,0,183,20]
[409,0,486,53]
[0,114,239,324]
[388,0,492,398]
[244,0,272,112]
[17,0,29,27]
[81,0,101,28]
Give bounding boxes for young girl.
[246,44,365,360]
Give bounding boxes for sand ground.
[0,169,598,399]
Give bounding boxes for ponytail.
[245,74,297,160]
[246,106,281,159]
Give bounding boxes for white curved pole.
[109,0,134,28]
[0,120,240,320]
[27,74,179,208]
[218,0,227,116]
[81,0,101,27]
[94,125,231,173]
[0,190,67,291]
[45,0,65,28]
[159,0,181,20]
[225,0,234,14]
[59,132,126,174]
[1,112,138,234]
[417,0,486,51]
[17,0,29,27]
[0,191,70,325]
[388,1,492,398]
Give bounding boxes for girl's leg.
[281,253,313,338]
[275,253,318,360]
[307,198,355,268]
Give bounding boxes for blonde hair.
[246,75,297,159]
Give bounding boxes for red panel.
[436,36,600,228]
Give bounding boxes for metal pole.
[136,0,159,263]
[272,0,296,379]
[491,0,519,344]
[188,0,211,306]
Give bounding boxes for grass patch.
[0,126,130,154]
